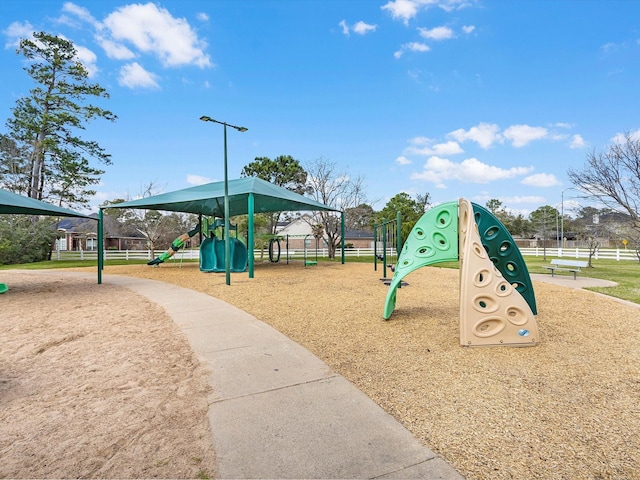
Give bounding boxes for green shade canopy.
[0,188,92,218]
[0,188,100,285]
[108,177,340,216]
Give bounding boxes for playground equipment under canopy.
[104,177,345,279]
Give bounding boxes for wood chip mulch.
[100,261,640,479]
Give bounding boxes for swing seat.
[0,283,8,294]
[305,260,317,266]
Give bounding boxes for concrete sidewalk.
[97,274,464,480]
[532,273,639,310]
[530,272,618,289]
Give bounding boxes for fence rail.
[52,246,638,262]
[51,247,398,261]
[518,247,638,261]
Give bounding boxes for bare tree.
[568,132,640,241]
[105,181,193,256]
[583,234,601,268]
[304,157,366,258]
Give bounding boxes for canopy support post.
[98,209,103,285]
[341,211,345,264]
[248,192,254,278]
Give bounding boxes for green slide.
[199,237,248,273]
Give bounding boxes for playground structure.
[199,218,248,273]
[266,234,319,266]
[383,198,539,347]
[148,226,201,266]
[148,217,248,273]
[374,212,402,281]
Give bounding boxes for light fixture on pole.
[199,115,248,286]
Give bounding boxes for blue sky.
[1,0,639,215]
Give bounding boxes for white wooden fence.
[518,247,638,261]
[52,247,639,262]
[52,247,395,261]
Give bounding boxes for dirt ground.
[0,271,216,479]
[1,260,639,479]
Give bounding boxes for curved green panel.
[471,202,537,315]
[200,237,248,273]
[383,201,459,319]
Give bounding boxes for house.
[275,216,374,250]
[54,215,147,251]
[54,216,98,251]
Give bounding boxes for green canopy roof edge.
[0,188,94,218]
[0,188,100,285]
[106,177,342,216]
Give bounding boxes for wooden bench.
[542,259,589,280]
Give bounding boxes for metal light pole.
[561,189,565,250]
[199,115,248,285]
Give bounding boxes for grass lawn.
[523,256,640,305]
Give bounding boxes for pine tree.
[2,32,116,208]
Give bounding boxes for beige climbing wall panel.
[458,199,539,347]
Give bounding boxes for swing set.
[374,212,402,280]
[266,234,320,266]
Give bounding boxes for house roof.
[0,188,93,218]
[107,177,340,216]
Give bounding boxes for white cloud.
[462,25,475,34]
[62,2,99,28]
[396,156,412,165]
[395,41,430,57]
[502,124,549,147]
[447,123,502,149]
[438,0,476,12]
[410,156,533,186]
[187,174,211,185]
[521,173,561,187]
[339,20,377,36]
[569,134,586,149]
[74,44,99,77]
[407,42,430,52]
[196,12,209,22]
[381,0,420,25]
[382,0,472,24]
[103,3,212,68]
[612,128,640,143]
[353,21,377,35]
[118,62,160,89]
[406,140,463,156]
[4,21,34,48]
[418,26,454,40]
[96,35,136,60]
[503,195,546,205]
[409,136,432,145]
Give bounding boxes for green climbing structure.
[383,199,537,322]
[471,202,537,315]
[383,201,459,319]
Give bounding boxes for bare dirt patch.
[0,271,216,479]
